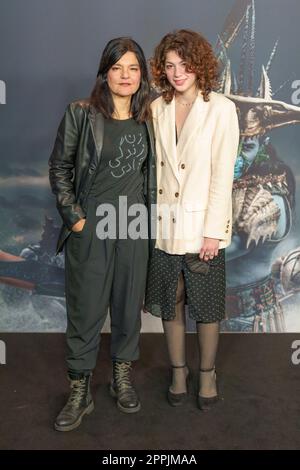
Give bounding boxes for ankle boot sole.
[54,400,94,432]
[109,385,141,414]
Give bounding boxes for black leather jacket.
[49,99,157,254]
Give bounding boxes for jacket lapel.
[88,105,104,160]
[156,94,206,182]
[145,119,156,157]
[156,99,180,182]
[176,94,205,161]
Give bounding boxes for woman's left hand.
[199,237,220,261]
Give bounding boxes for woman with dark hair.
[145,30,239,410]
[49,37,156,431]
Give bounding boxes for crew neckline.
[110,116,134,122]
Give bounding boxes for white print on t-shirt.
[109,133,145,178]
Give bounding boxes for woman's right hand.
[71,218,86,233]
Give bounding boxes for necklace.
[175,96,197,107]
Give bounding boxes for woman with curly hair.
[145,29,240,410]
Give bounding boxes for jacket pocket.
[71,204,90,237]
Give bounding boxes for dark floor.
[0,333,300,450]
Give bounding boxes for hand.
[199,237,220,261]
[71,218,86,233]
[142,302,149,314]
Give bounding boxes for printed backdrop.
[0,0,300,332]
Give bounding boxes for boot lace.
[114,361,132,391]
[67,378,87,408]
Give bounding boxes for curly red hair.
[151,29,219,102]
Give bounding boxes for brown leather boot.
[54,374,94,431]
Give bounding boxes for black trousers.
[64,196,149,376]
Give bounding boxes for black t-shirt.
[90,117,148,202]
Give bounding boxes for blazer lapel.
[157,99,180,182]
[176,94,205,161]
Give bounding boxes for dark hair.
[151,29,219,103]
[90,37,151,123]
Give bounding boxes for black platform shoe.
[167,365,190,407]
[198,367,219,412]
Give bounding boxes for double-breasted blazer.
[151,91,240,254]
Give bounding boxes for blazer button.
[225,229,229,233]
[175,192,179,198]
[172,217,176,223]
[181,163,185,169]
[159,189,163,194]
[88,167,95,174]
[158,215,162,221]
[160,161,165,166]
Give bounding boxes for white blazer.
[151,91,240,254]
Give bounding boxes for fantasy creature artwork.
[1,0,300,333]
[215,0,300,332]
[0,217,66,331]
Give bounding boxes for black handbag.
[184,253,210,274]
[185,252,223,274]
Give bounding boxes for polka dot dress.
[145,248,226,323]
